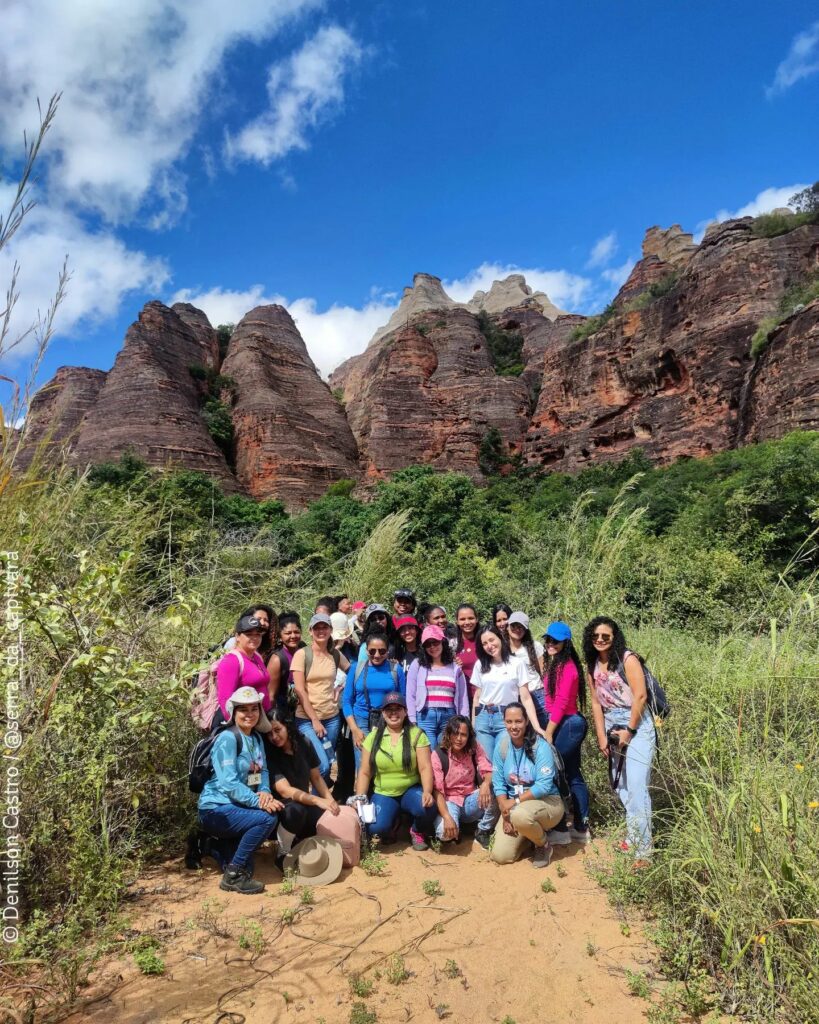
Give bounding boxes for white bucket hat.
[225,686,271,734]
[282,836,344,886]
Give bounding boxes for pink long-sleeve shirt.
[216,649,271,718]
[431,742,493,806]
[543,660,580,727]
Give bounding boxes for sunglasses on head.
[593,632,613,642]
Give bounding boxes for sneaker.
[473,828,492,850]
[569,826,592,844]
[409,828,428,851]
[546,829,572,847]
[220,865,265,895]
[531,843,553,868]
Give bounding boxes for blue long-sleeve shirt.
[198,728,271,810]
[491,734,559,801]
[342,659,406,719]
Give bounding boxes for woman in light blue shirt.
[199,686,283,894]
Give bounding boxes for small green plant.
[540,878,556,894]
[416,323,429,336]
[348,974,374,997]
[585,941,598,957]
[300,886,315,906]
[422,878,444,897]
[280,868,298,895]
[384,953,409,985]
[361,841,388,877]
[433,1003,450,1019]
[443,958,461,979]
[571,302,617,340]
[282,991,293,1005]
[555,863,567,878]
[626,970,650,999]
[133,946,165,975]
[237,918,265,956]
[429,836,442,854]
[280,906,297,925]
[501,1016,518,1024]
[620,922,631,937]
[349,1002,377,1024]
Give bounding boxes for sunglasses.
[593,633,613,642]
[368,647,388,655]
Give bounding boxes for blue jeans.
[297,713,342,784]
[199,804,278,871]
[367,784,436,838]
[604,708,656,857]
[530,688,548,728]
[434,788,499,839]
[352,714,372,773]
[474,706,508,762]
[551,713,590,825]
[416,706,456,748]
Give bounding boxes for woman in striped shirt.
[406,625,469,747]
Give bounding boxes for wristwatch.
[626,726,638,736]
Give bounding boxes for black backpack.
[617,655,671,720]
[188,724,244,794]
[435,746,481,791]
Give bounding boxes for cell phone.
[361,802,376,824]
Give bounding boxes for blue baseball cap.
[543,621,572,642]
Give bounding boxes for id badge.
[513,784,525,796]
[247,771,262,787]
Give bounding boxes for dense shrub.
[476,310,525,376]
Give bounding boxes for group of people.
[191,590,657,894]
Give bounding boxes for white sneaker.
[546,829,572,846]
[532,843,553,868]
[570,827,592,844]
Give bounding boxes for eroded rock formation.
[16,366,107,470]
[221,304,360,507]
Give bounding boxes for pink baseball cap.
[351,601,367,611]
[421,624,446,645]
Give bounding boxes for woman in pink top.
[454,603,480,701]
[215,614,272,726]
[540,621,590,844]
[406,625,469,747]
[431,716,498,848]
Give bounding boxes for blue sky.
[1,0,817,393]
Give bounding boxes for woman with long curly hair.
[582,615,655,866]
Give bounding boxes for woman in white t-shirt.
[471,626,547,760]
[507,611,547,727]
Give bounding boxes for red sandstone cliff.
[16,366,107,470]
[220,304,360,508]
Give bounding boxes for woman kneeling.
[198,687,283,894]
[432,716,498,849]
[490,702,563,868]
[353,692,436,851]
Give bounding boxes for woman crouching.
[352,691,436,851]
[198,686,283,894]
[490,702,563,868]
[432,716,498,849]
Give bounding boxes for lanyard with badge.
[246,735,263,788]
[511,745,527,797]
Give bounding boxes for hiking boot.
[546,829,572,847]
[531,843,553,869]
[220,865,265,895]
[473,828,492,850]
[409,828,428,851]
[569,826,591,844]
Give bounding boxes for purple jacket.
[406,660,470,721]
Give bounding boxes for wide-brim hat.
[225,685,272,733]
[282,836,344,886]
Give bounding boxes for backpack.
[190,647,243,731]
[435,746,481,792]
[617,653,671,720]
[353,658,399,729]
[188,724,244,793]
[496,734,574,825]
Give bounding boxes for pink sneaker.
[409,828,428,851]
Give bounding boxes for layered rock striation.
[221,305,360,507]
[16,366,107,470]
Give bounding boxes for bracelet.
[626,726,638,736]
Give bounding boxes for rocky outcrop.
[221,305,360,508]
[741,298,819,443]
[616,225,698,306]
[16,366,107,470]
[368,274,455,348]
[70,301,239,488]
[524,220,819,471]
[332,307,532,480]
[466,274,566,319]
[172,302,220,369]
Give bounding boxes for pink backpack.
[317,806,362,867]
[190,648,243,731]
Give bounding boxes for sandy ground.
[52,835,657,1024]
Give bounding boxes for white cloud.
[586,231,618,268]
[443,262,591,309]
[696,182,810,240]
[0,184,168,364]
[225,25,363,165]
[767,19,819,96]
[0,0,326,224]
[601,258,635,289]
[171,284,396,377]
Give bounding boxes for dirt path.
[59,837,655,1024]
